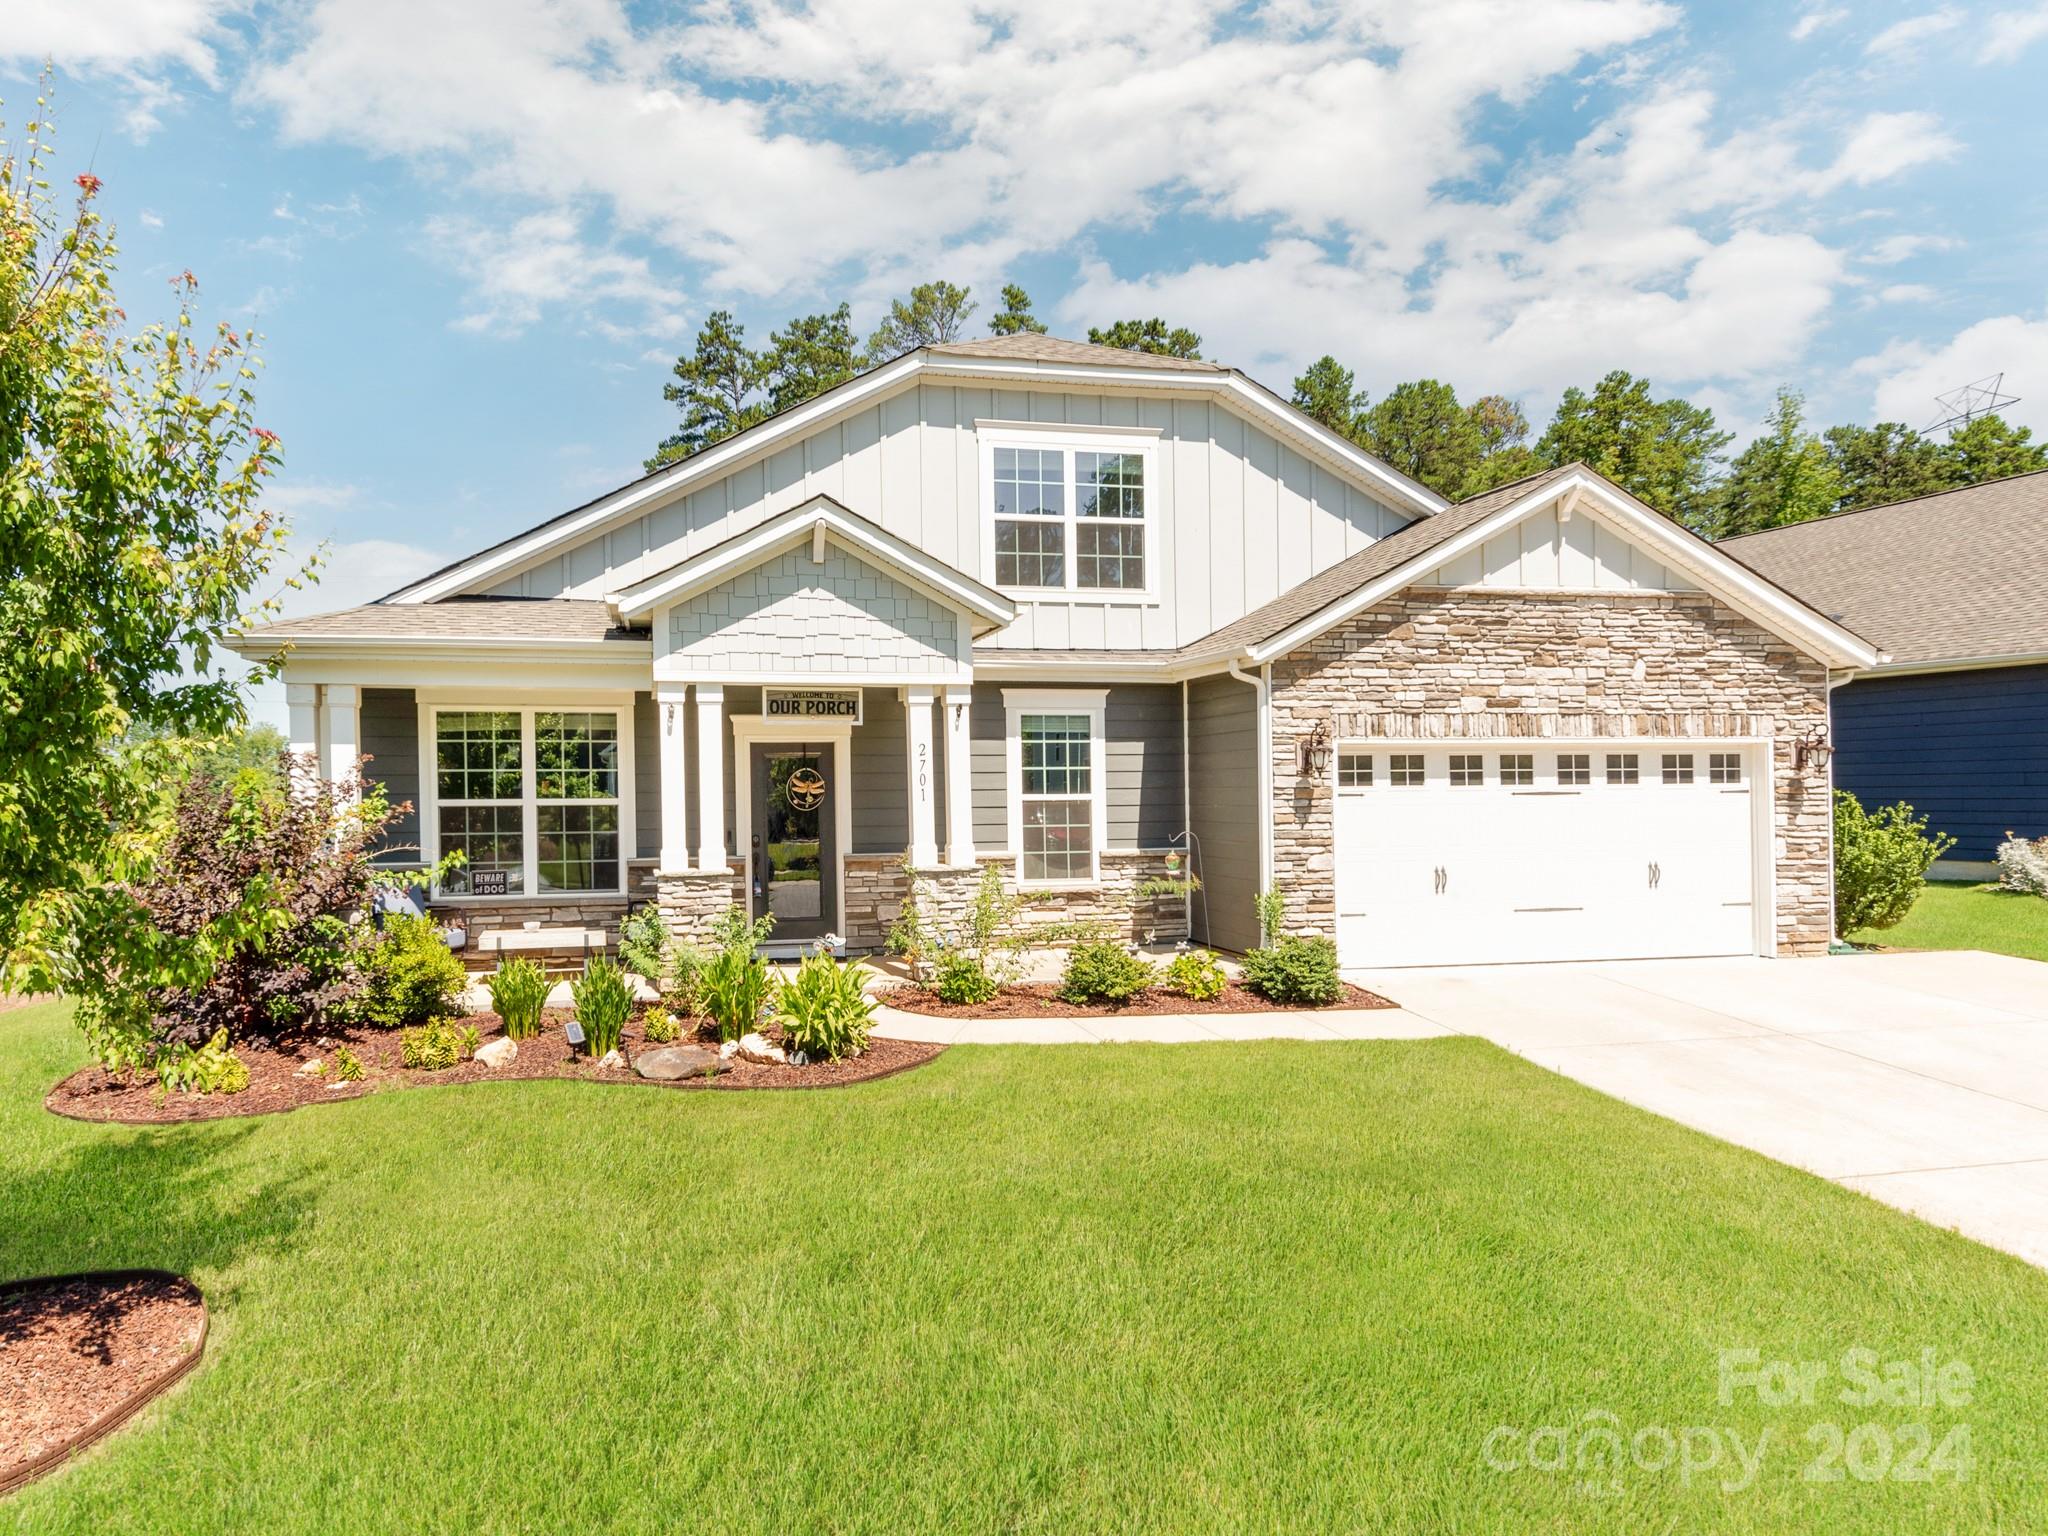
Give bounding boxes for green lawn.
[4,1002,2047,1533]
[1852,880,2048,962]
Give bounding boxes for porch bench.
[474,927,612,979]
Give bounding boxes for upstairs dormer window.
[981,426,1159,599]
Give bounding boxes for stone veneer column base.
[655,865,746,947]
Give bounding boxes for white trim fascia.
[1242,472,1881,671]
[613,496,1014,630]
[226,634,652,660]
[1856,650,2041,679]
[650,664,974,688]
[277,655,656,692]
[1001,688,1109,889]
[974,417,1164,438]
[385,353,930,605]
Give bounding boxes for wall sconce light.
[1794,725,1832,772]
[1299,720,1333,778]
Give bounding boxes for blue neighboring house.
[1727,469,2048,877]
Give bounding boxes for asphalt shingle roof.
[240,598,647,643]
[926,334,1226,372]
[1722,470,2048,666]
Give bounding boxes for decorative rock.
[633,1045,725,1081]
[736,1032,786,1065]
[596,1048,625,1071]
[718,1040,740,1061]
[474,1038,518,1069]
[790,1049,809,1067]
[294,1057,324,1077]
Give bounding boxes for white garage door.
[1333,743,1762,968]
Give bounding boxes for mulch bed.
[45,1011,941,1125]
[879,979,1395,1019]
[1,1272,207,1496]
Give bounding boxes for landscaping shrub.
[332,1045,364,1083]
[642,1005,680,1044]
[1241,935,1342,1005]
[156,1028,250,1096]
[1059,940,1155,1006]
[400,1017,476,1071]
[76,763,413,1073]
[776,951,874,1061]
[1162,948,1227,1001]
[618,904,673,992]
[351,914,469,1030]
[1254,888,1287,947]
[1835,791,1956,933]
[699,946,773,1041]
[486,956,549,1040]
[573,957,634,1057]
[1996,833,2048,898]
[933,950,999,1005]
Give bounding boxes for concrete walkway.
[870,999,1447,1045]
[1347,951,2048,1270]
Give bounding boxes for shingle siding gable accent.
[665,545,963,674]
[1268,588,1834,956]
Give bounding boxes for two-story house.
[231,334,1880,967]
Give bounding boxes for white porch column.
[286,682,321,800]
[905,685,939,867]
[321,685,359,798]
[655,683,690,872]
[942,684,974,867]
[695,683,727,873]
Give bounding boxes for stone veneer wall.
[431,859,658,967]
[841,850,1193,953]
[653,864,748,948]
[1268,589,1834,956]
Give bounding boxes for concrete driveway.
[1346,951,2048,1270]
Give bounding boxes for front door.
[749,743,838,943]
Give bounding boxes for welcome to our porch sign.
[764,688,863,727]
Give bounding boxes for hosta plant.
[776,951,874,1061]
[572,956,634,1058]
[487,956,549,1040]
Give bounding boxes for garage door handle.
[1433,865,1446,895]
[1647,861,1661,889]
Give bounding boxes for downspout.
[1227,658,1272,898]
[1181,677,1192,943]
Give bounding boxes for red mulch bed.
[45,1011,940,1125]
[1,1272,207,1495]
[879,979,1395,1019]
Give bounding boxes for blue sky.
[6,1,2048,727]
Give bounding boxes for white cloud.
[139,209,165,229]
[0,0,246,134]
[1809,112,1960,192]
[1865,9,1962,56]
[1791,6,1848,40]
[1858,311,2048,435]
[422,210,686,339]
[1875,283,1939,304]
[1863,232,1959,264]
[1979,5,2048,62]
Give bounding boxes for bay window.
[1004,689,1106,887]
[427,703,630,898]
[984,430,1156,597]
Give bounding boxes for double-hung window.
[985,431,1156,597]
[1005,690,1106,886]
[429,705,629,897]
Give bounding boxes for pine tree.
[989,284,1048,336]
[1086,318,1202,358]
[865,281,976,361]
[648,310,767,470]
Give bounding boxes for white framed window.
[422,700,634,899]
[1390,754,1425,787]
[1498,753,1533,787]
[1337,751,1373,788]
[1606,753,1639,785]
[980,427,1159,600]
[1710,752,1742,784]
[1557,753,1590,786]
[1449,753,1484,787]
[1003,689,1107,887]
[1662,753,1695,785]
